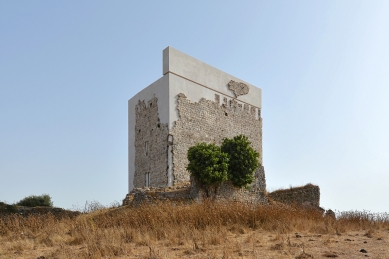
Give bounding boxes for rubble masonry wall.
[268,184,320,207]
[169,93,266,191]
[134,96,169,188]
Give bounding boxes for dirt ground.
[2,229,388,259]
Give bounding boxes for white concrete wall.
[163,46,262,109]
[128,76,169,192]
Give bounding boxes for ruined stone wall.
[268,184,320,207]
[170,93,265,191]
[122,183,191,206]
[134,96,169,188]
[189,178,268,204]
[122,180,268,206]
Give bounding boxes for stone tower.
[128,47,265,193]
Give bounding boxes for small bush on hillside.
[16,194,53,207]
[187,142,229,186]
[83,200,106,213]
[0,201,18,212]
[221,135,259,187]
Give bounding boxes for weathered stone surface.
[228,80,250,97]
[134,96,169,188]
[122,180,268,206]
[128,92,278,207]
[122,182,191,206]
[189,177,268,204]
[170,93,265,191]
[268,184,320,207]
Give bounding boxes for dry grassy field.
[1,201,388,259]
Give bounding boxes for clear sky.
[1,1,388,212]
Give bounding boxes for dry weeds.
[1,201,389,258]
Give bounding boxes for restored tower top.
[162,47,261,109]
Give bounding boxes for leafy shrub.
[221,135,259,187]
[0,201,18,212]
[16,194,53,207]
[187,142,229,186]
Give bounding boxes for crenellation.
[223,97,228,107]
[244,103,250,112]
[250,105,256,117]
[215,94,220,104]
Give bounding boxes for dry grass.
[1,201,389,258]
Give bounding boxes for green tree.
[16,194,53,207]
[221,135,259,187]
[187,142,229,186]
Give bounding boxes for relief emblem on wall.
[228,80,250,98]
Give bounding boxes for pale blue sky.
[1,1,388,212]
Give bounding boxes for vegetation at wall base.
[16,194,53,207]
[187,142,229,186]
[187,135,259,190]
[221,135,259,187]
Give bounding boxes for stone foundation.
[122,182,191,206]
[189,177,268,204]
[122,179,268,206]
